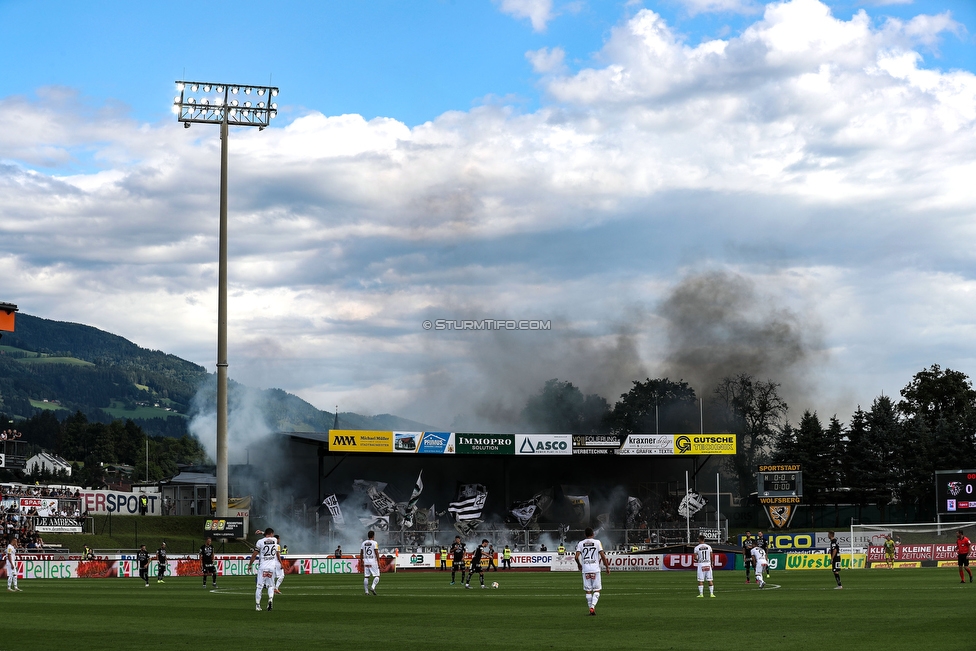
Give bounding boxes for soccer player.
[5,537,20,592]
[956,530,972,583]
[274,535,284,594]
[487,541,497,572]
[756,531,770,578]
[742,531,755,583]
[694,534,715,598]
[883,534,896,569]
[156,542,167,583]
[137,544,150,587]
[828,531,842,589]
[575,527,610,615]
[450,535,466,585]
[361,530,380,595]
[751,545,769,589]
[200,537,217,588]
[466,539,489,589]
[248,527,281,611]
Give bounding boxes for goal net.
[849,522,976,568]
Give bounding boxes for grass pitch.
[1,569,971,651]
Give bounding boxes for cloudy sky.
[2,0,976,430]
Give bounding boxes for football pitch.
[2,569,971,651]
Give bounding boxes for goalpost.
[849,521,976,569]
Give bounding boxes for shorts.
[831,558,841,572]
[256,568,275,589]
[743,556,754,568]
[958,554,970,567]
[755,562,768,576]
[364,563,380,578]
[582,571,602,592]
[202,563,216,574]
[697,565,713,582]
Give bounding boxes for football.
[491,582,499,589]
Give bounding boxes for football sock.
[364,577,369,592]
[372,577,379,590]
[709,585,714,595]
[586,593,593,607]
[698,585,703,595]
[592,591,600,607]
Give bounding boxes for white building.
[25,452,72,477]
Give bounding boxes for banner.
[17,498,59,516]
[605,554,665,571]
[366,486,397,515]
[78,490,161,516]
[417,432,454,454]
[785,553,866,570]
[867,544,957,562]
[515,434,572,455]
[672,434,736,455]
[323,494,344,525]
[203,517,245,538]
[33,517,84,533]
[662,553,734,570]
[572,435,620,455]
[618,435,674,455]
[677,491,707,518]
[454,434,515,455]
[328,430,394,453]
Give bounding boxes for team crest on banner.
[765,504,797,529]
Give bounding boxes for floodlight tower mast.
[173,81,279,516]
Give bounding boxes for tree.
[713,374,788,495]
[605,378,698,435]
[520,379,610,433]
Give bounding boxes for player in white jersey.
[574,527,610,616]
[248,528,281,611]
[274,535,284,593]
[751,546,769,588]
[5,538,20,591]
[694,535,715,598]
[361,530,381,595]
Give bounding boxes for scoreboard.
[757,464,802,497]
[936,469,976,514]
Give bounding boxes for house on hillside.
[25,452,72,477]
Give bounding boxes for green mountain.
[0,313,430,436]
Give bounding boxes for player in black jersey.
[449,536,466,585]
[137,544,150,587]
[466,540,489,589]
[828,531,842,589]
[200,536,217,588]
[156,542,167,583]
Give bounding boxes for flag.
[401,470,425,528]
[366,485,397,515]
[510,501,537,528]
[626,496,642,528]
[322,494,344,525]
[359,515,390,531]
[448,483,488,521]
[353,480,388,494]
[566,495,590,523]
[678,491,707,518]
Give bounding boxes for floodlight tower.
[173,81,279,517]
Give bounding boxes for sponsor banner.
[34,516,84,533]
[605,553,665,571]
[298,557,361,574]
[618,435,674,456]
[393,431,421,452]
[417,432,455,454]
[816,531,889,550]
[734,553,786,571]
[507,553,554,568]
[758,464,802,472]
[662,553,734,570]
[938,560,961,568]
[454,434,515,455]
[401,553,439,569]
[18,497,59,516]
[515,434,572,455]
[79,490,161,516]
[572,435,620,453]
[867,544,959,562]
[0,556,376,579]
[551,556,580,572]
[328,430,394,453]
[203,517,245,538]
[673,434,737,455]
[785,553,866,570]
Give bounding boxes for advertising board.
[515,435,572,456]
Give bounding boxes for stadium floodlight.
[174,80,279,517]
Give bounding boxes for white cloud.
[3,0,976,426]
[496,0,555,32]
[676,0,760,16]
[526,46,567,74]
